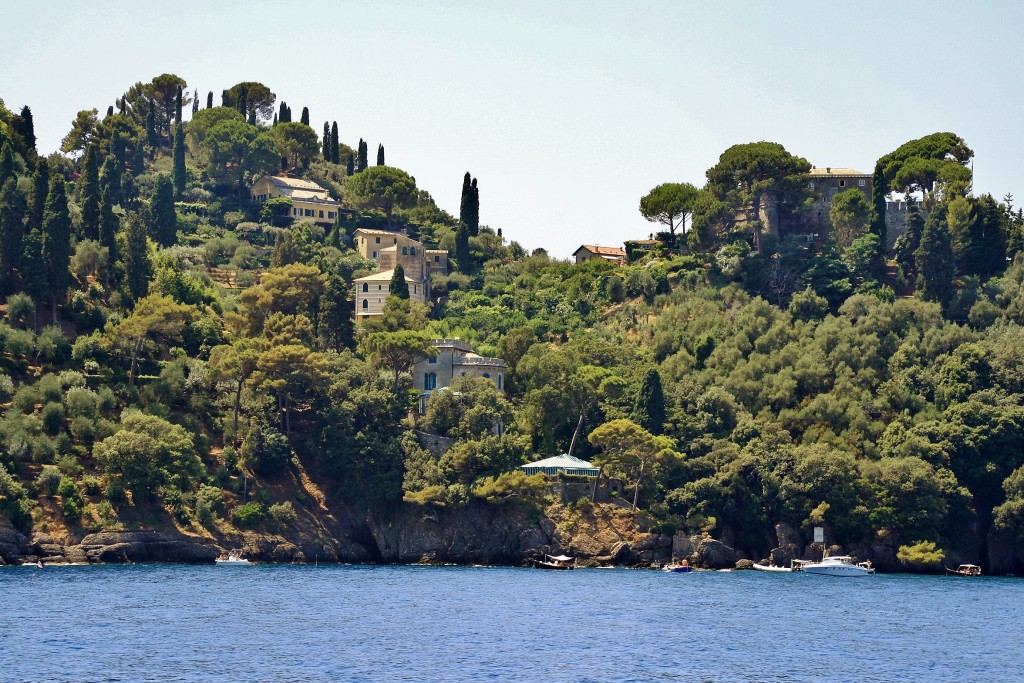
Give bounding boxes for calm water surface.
[1,564,1021,682]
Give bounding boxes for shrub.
[36,326,72,364]
[11,385,37,414]
[56,453,83,477]
[81,475,103,496]
[37,374,63,404]
[6,293,35,329]
[36,467,63,496]
[232,501,267,529]
[269,501,297,526]
[41,402,66,436]
[0,374,14,402]
[70,416,98,442]
[240,421,291,477]
[0,465,33,530]
[194,485,224,525]
[897,541,945,572]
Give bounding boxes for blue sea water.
[1,564,1021,682]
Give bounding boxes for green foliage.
[346,166,417,227]
[232,501,267,528]
[896,540,945,571]
[268,500,297,526]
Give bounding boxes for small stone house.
[250,175,341,226]
[573,244,626,266]
[413,338,506,412]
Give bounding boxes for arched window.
[362,299,368,309]
[402,246,408,255]
[362,283,368,292]
[425,372,437,390]
[498,374,503,390]
[410,247,416,255]
[482,373,490,379]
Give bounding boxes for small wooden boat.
[945,563,981,577]
[533,554,574,570]
[663,561,693,573]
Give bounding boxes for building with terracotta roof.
[573,244,626,265]
[250,175,341,226]
[413,338,506,412]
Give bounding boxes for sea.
[1,564,1021,682]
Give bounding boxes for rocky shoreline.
[2,505,1018,573]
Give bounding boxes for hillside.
[2,76,1024,573]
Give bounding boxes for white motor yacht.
[802,555,873,577]
[215,552,251,566]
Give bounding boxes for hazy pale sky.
[2,1,1022,257]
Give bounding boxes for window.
[362,299,368,309]
[424,373,437,390]
[838,180,846,187]
[378,284,382,290]
[410,247,416,255]
[858,179,866,187]
[372,251,379,258]
[402,246,408,255]
[482,373,490,379]
[328,211,335,219]
[319,210,324,218]
[305,209,314,217]
[413,285,418,294]
[498,374,502,390]
[362,283,368,292]
[393,238,398,244]
[434,255,440,263]
[428,356,437,364]
[375,237,381,244]
[808,181,815,190]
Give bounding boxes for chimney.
[826,167,831,173]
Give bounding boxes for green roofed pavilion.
[521,454,600,477]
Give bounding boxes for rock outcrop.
[74,531,219,564]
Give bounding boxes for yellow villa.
[250,175,341,226]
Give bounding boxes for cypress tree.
[152,174,177,247]
[389,264,410,300]
[236,85,248,118]
[869,161,888,249]
[207,91,213,109]
[222,90,229,107]
[100,154,122,207]
[915,204,954,310]
[14,106,36,156]
[468,178,480,236]
[41,175,72,323]
[300,107,310,126]
[80,145,101,240]
[273,114,278,127]
[455,222,471,271]
[279,101,288,123]
[247,108,256,126]
[0,178,26,292]
[192,90,199,115]
[632,368,666,435]
[98,182,118,282]
[29,158,49,232]
[286,105,292,122]
[106,105,114,118]
[121,172,136,211]
[323,122,331,161]
[122,212,151,302]
[172,122,186,199]
[346,154,354,176]
[146,99,158,150]
[20,229,46,329]
[895,198,924,277]
[0,140,17,186]
[131,139,146,174]
[175,86,183,124]
[377,144,385,166]
[357,139,367,171]
[330,122,339,164]
[271,230,297,267]
[459,172,471,227]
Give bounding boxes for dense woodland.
[2,74,1024,569]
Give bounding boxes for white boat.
[802,555,874,577]
[752,563,793,573]
[215,552,251,566]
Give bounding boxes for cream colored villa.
[250,175,341,226]
[354,269,427,320]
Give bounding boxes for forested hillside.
[2,75,1024,571]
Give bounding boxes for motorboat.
[802,555,874,577]
[533,554,574,570]
[946,563,981,577]
[215,552,251,566]
[663,561,693,573]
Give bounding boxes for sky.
[2,0,1023,258]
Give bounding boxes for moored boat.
[216,551,251,566]
[752,563,793,573]
[533,554,574,570]
[802,555,874,577]
[663,559,693,573]
[945,563,981,577]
